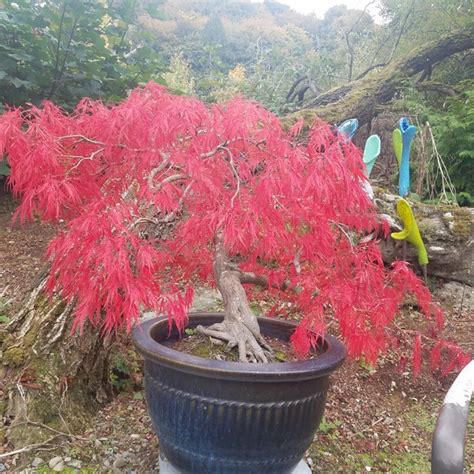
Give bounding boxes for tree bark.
[0,274,113,450]
[196,232,272,363]
[284,25,474,128]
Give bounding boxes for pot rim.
[133,312,346,382]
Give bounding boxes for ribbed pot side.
[133,313,346,474]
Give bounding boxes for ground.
[0,180,472,473]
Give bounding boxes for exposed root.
[196,321,273,363]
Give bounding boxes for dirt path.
[0,184,472,473]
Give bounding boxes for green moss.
[182,337,240,362]
[23,326,40,348]
[8,423,45,446]
[451,208,472,239]
[192,342,214,359]
[417,218,439,241]
[2,346,25,367]
[410,201,472,241]
[31,395,60,425]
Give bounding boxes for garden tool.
[391,198,428,280]
[392,128,402,168]
[398,118,417,197]
[362,134,381,177]
[337,118,359,140]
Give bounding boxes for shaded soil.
[0,179,57,315]
[0,185,472,472]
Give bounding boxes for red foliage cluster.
[0,83,469,373]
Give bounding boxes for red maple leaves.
[0,82,469,374]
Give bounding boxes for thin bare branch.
[57,134,105,146]
[355,0,415,80]
[219,146,241,208]
[0,436,61,459]
[66,147,105,173]
[148,173,188,192]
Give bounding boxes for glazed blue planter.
[399,117,417,197]
[133,313,346,474]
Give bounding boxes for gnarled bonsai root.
[196,320,272,363]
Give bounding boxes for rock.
[141,311,155,321]
[67,459,82,469]
[113,455,127,469]
[130,433,140,440]
[0,463,6,473]
[48,457,63,468]
[48,456,64,472]
[53,462,64,472]
[31,458,44,467]
[382,193,396,202]
[191,288,222,312]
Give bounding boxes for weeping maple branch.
[2,82,469,372]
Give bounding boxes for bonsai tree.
[0,82,468,370]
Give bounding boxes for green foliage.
[109,350,141,392]
[137,0,382,111]
[132,391,144,400]
[393,80,474,205]
[457,192,474,207]
[318,417,342,435]
[0,159,10,176]
[379,0,472,58]
[274,351,287,362]
[434,81,474,197]
[0,0,163,109]
[162,52,196,95]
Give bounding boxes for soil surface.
[0,184,473,473]
[168,331,302,362]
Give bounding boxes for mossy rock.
[450,208,473,239]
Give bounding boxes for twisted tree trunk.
[0,274,113,450]
[196,232,272,363]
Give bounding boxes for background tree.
[0,0,163,109]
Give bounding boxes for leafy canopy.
[0,0,162,109]
[0,83,468,373]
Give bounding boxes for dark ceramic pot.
[133,312,346,474]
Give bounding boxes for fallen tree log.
[285,25,474,128]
